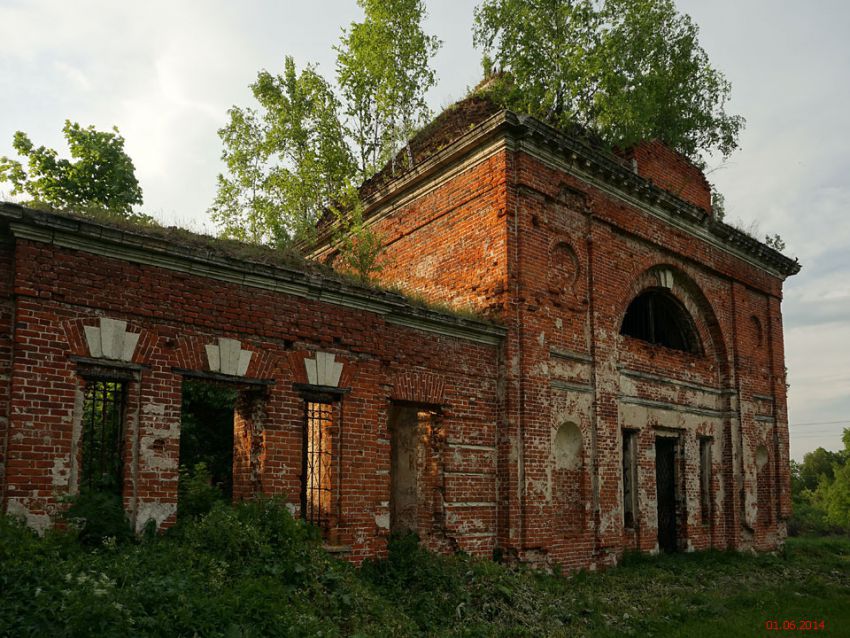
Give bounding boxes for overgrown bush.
[789,493,845,536]
[177,462,227,519]
[62,489,133,547]
[788,431,850,536]
[0,499,413,638]
[3,501,849,637]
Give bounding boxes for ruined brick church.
[0,96,799,570]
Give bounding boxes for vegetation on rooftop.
[209,0,753,266]
[1,0,791,296]
[473,0,744,163]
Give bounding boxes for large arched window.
[620,289,701,354]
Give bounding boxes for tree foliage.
[212,0,439,254]
[211,57,354,246]
[336,0,441,179]
[473,0,745,161]
[330,183,385,282]
[0,120,143,216]
[790,429,850,534]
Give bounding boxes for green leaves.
[211,57,354,247]
[331,182,385,282]
[0,121,143,216]
[336,0,441,179]
[790,432,850,534]
[212,1,440,263]
[473,0,745,161]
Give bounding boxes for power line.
[789,420,850,428]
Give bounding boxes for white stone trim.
[83,317,139,362]
[206,337,253,376]
[304,351,343,387]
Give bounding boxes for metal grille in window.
[620,290,700,354]
[302,401,334,528]
[81,380,127,494]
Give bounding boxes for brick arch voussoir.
[390,371,446,406]
[173,333,273,380]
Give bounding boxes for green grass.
[1,502,848,637]
[557,537,850,637]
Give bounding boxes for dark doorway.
[655,437,678,552]
[179,381,237,517]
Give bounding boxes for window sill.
[323,544,351,554]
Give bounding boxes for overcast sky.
[1,0,847,460]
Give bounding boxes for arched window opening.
[620,289,701,354]
[553,421,585,532]
[553,421,583,470]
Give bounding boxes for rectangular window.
[700,438,712,524]
[302,401,334,528]
[622,430,638,528]
[81,380,127,494]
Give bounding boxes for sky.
[0,0,847,460]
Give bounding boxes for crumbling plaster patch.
[50,456,70,489]
[6,499,51,532]
[552,421,583,470]
[374,511,390,530]
[135,501,177,532]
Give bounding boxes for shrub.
[62,489,133,547]
[177,462,227,519]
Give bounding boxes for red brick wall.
[2,238,501,563]
[0,234,14,499]
[0,124,793,569]
[367,136,790,569]
[619,140,713,214]
[353,151,510,316]
[511,147,789,562]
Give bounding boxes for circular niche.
[553,421,583,470]
[548,241,579,294]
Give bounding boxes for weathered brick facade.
[0,99,799,570]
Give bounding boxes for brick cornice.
[341,110,800,280]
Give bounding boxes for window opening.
[389,406,440,535]
[699,438,712,524]
[620,289,700,353]
[622,430,638,528]
[81,380,127,494]
[303,401,335,528]
[178,381,237,516]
